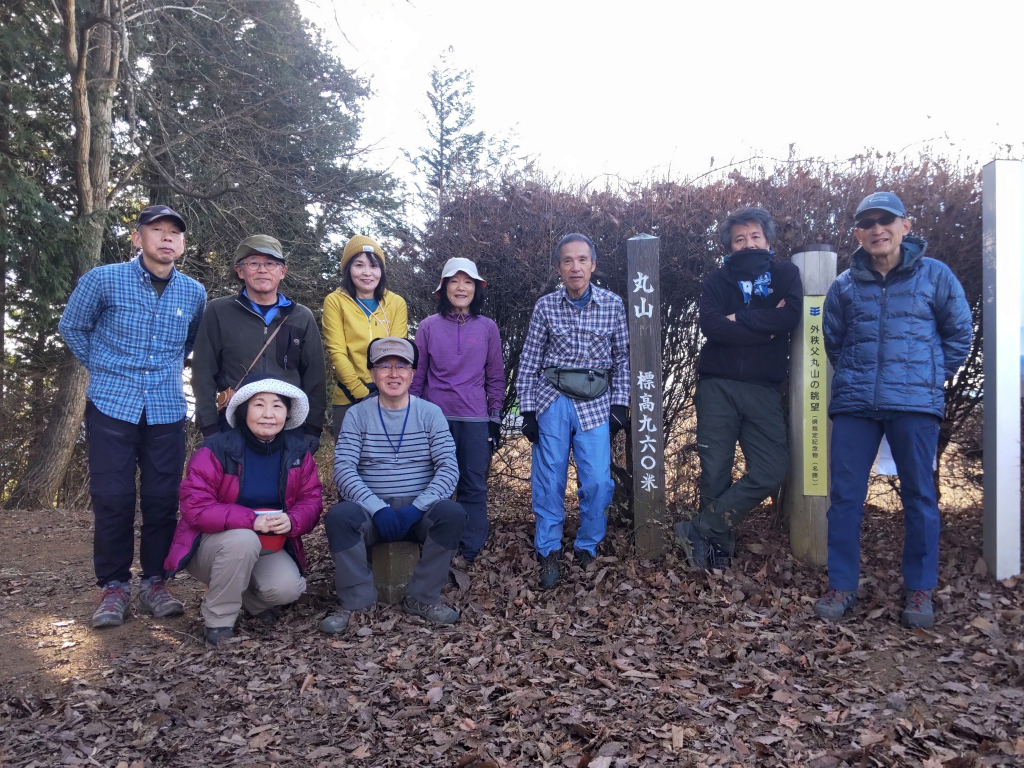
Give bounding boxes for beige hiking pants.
[186,528,306,628]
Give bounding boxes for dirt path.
[0,505,1021,767]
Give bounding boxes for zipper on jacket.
[457,322,462,355]
[872,284,887,410]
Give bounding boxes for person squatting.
[59,194,971,644]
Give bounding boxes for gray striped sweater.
[333,396,458,514]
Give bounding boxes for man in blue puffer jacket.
[815,192,972,629]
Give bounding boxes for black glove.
[303,433,321,456]
[488,421,502,453]
[521,411,539,444]
[609,405,629,435]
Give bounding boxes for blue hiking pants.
[531,395,614,557]
[826,413,941,592]
[448,420,490,561]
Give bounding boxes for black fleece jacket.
[697,259,803,388]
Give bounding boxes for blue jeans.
[531,395,614,557]
[826,413,941,592]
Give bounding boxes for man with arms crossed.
[674,207,802,570]
[60,205,206,628]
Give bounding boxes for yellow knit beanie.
[341,235,386,273]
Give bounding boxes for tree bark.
[6,0,119,509]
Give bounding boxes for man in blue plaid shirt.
[516,233,630,588]
[59,205,206,629]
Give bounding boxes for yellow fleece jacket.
[322,289,408,405]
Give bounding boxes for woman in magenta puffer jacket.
[165,374,323,645]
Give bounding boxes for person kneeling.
[320,337,465,634]
[164,375,323,646]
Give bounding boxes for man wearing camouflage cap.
[191,234,327,454]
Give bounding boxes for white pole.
[981,160,1022,580]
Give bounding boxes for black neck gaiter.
[726,249,772,281]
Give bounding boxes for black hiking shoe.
[673,520,731,570]
[538,551,561,589]
[204,626,235,646]
[574,550,596,570]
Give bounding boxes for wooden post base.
[371,542,420,604]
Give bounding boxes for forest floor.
[0,495,1022,768]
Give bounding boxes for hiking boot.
[92,581,131,628]
[901,590,934,629]
[248,607,278,624]
[319,608,353,635]
[402,596,460,625]
[204,626,234,646]
[814,589,858,621]
[538,551,561,589]
[673,520,731,570]
[574,550,596,570]
[138,576,184,618]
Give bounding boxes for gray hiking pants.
[323,498,465,610]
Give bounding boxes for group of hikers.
[58,191,971,646]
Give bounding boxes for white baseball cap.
[433,257,486,296]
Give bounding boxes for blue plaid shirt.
[59,258,207,424]
[516,285,630,431]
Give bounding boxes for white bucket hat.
[433,257,486,297]
[226,375,309,430]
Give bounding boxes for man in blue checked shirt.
[59,204,206,630]
[515,233,630,589]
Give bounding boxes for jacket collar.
[557,284,606,307]
[850,235,928,283]
[220,427,305,466]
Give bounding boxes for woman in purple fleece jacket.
[410,258,505,561]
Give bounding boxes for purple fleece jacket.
[410,313,505,419]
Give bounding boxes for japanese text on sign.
[802,297,828,496]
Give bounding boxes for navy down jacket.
[823,236,972,420]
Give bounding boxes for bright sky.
[298,0,1023,185]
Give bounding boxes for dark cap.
[855,192,906,219]
[136,204,187,232]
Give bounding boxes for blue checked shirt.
[59,258,207,424]
[516,285,630,431]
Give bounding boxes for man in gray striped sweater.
[320,337,465,634]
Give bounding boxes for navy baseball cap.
[855,192,906,219]
[136,204,186,231]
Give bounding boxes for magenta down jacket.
[164,429,323,576]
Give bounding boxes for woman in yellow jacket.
[322,236,408,441]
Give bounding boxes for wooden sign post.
[626,234,667,559]
[785,245,837,566]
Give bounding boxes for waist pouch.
[542,367,609,401]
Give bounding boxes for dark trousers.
[86,401,186,586]
[826,413,941,592]
[323,498,465,609]
[447,420,490,560]
[691,378,788,555]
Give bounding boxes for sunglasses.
[855,212,899,229]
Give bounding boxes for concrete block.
[371,541,420,604]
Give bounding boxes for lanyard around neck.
[377,400,411,459]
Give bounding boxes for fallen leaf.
[671,724,685,748]
[351,744,371,758]
[859,729,885,746]
[973,556,987,576]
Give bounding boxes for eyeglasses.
[375,362,412,372]
[240,259,284,272]
[855,212,899,229]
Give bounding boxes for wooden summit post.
[785,245,837,566]
[626,234,667,559]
